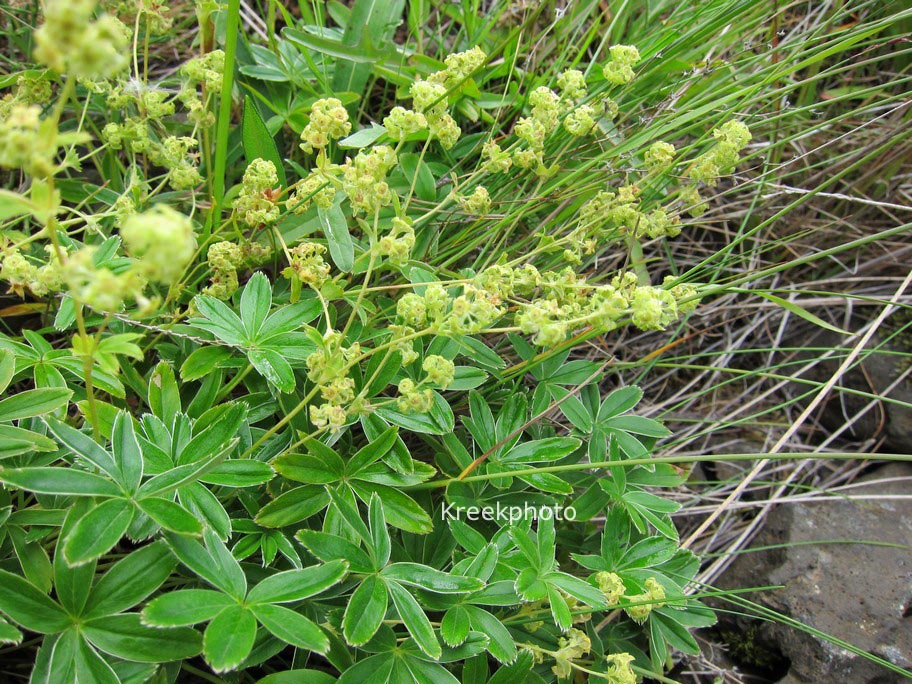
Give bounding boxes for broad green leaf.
[376,391,454,435]
[164,530,247,599]
[142,589,235,626]
[331,0,404,93]
[136,444,233,498]
[295,530,374,574]
[399,153,436,202]
[248,348,296,393]
[336,653,395,684]
[47,627,79,682]
[83,614,203,662]
[256,485,330,527]
[342,574,387,646]
[368,493,391,567]
[247,560,348,604]
[381,564,483,594]
[42,416,119,478]
[0,348,14,393]
[597,386,644,422]
[0,617,22,645]
[85,541,176,618]
[63,498,135,566]
[387,580,440,659]
[53,501,95,616]
[75,637,120,684]
[148,361,181,426]
[347,426,398,476]
[319,204,354,272]
[440,606,470,647]
[501,437,580,463]
[351,482,433,534]
[0,424,57,459]
[0,387,71,421]
[259,670,337,684]
[138,497,204,535]
[0,569,70,634]
[250,603,329,652]
[8,525,52,593]
[180,346,235,381]
[111,410,143,492]
[605,415,671,438]
[339,123,388,148]
[199,459,275,487]
[274,450,342,484]
[191,296,246,346]
[464,606,516,664]
[242,96,287,186]
[241,272,273,340]
[203,605,257,673]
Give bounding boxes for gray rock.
[714,462,912,683]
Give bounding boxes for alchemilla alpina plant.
[0,1,758,682]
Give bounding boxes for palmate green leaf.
[148,361,181,427]
[597,385,644,421]
[247,559,349,604]
[387,580,440,660]
[0,387,71,421]
[0,348,13,393]
[43,415,119,477]
[0,569,70,634]
[47,627,79,682]
[339,123,388,149]
[84,541,176,619]
[501,437,580,463]
[368,493,391,567]
[8,525,53,593]
[336,653,396,684]
[259,670,337,684]
[83,613,202,663]
[242,96,287,186]
[63,497,135,566]
[136,444,233,498]
[250,603,329,652]
[0,466,122,497]
[204,605,258,673]
[343,574,388,646]
[348,426,398,476]
[142,589,235,626]
[376,391,454,435]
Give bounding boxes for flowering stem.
[207,0,241,240]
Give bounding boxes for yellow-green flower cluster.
[152,136,203,191]
[62,247,146,312]
[595,571,626,606]
[286,242,331,289]
[0,246,66,298]
[0,105,54,176]
[396,282,505,337]
[203,241,269,299]
[341,145,397,216]
[605,653,637,684]
[624,577,666,624]
[300,98,351,154]
[408,46,485,150]
[422,355,455,389]
[687,120,752,185]
[120,205,196,284]
[383,106,427,141]
[481,141,512,174]
[234,159,281,227]
[306,332,362,431]
[286,171,337,214]
[556,69,587,100]
[376,217,415,266]
[644,140,676,170]
[602,44,641,85]
[458,186,491,215]
[551,628,591,679]
[34,0,130,79]
[180,51,226,92]
[396,378,434,414]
